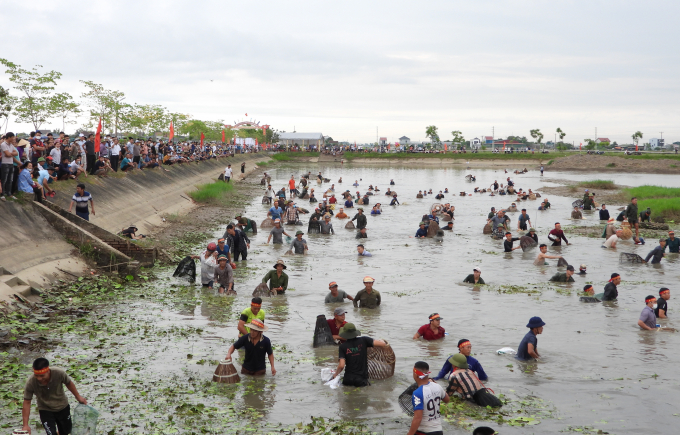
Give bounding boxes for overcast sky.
[2,0,678,144]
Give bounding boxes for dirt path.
[549,154,680,173]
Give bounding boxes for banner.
[444,144,448,151]
[94,118,102,153]
[222,129,225,143]
[169,121,174,141]
[200,132,205,147]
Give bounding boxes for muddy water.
[41,165,680,434]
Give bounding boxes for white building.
[278,132,324,148]
[470,137,482,149]
[399,136,410,145]
[649,138,665,149]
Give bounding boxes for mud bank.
[548,154,680,173]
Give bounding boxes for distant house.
[470,137,482,149]
[485,136,494,144]
[278,132,324,148]
[595,138,611,144]
[649,138,665,149]
[379,137,387,146]
[399,136,410,145]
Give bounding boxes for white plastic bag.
[320,368,333,382]
[496,347,517,355]
[324,376,341,389]
[72,404,100,435]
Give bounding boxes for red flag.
[444,144,448,151]
[579,142,582,151]
[200,132,205,147]
[256,139,259,146]
[635,143,638,152]
[222,129,225,143]
[94,118,102,153]
[245,113,248,116]
[503,141,506,151]
[169,121,174,141]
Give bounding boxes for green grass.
[255,160,270,166]
[576,180,617,190]
[622,185,680,221]
[188,180,235,203]
[340,151,568,161]
[271,151,319,161]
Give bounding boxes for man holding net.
[406,361,450,435]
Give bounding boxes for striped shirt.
[72,191,92,212]
[446,368,484,400]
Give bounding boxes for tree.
[507,135,529,144]
[631,131,643,148]
[49,92,81,132]
[80,80,126,133]
[179,120,208,140]
[584,139,597,150]
[530,129,544,147]
[0,86,18,133]
[451,130,465,149]
[425,125,440,146]
[556,127,566,144]
[0,59,62,130]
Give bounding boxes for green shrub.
[189,181,235,203]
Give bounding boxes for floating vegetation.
[438,394,555,429]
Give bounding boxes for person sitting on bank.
[413,313,446,341]
[571,206,583,220]
[638,295,658,331]
[666,231,679,253]
[517,316,545,360]
[238,298,265,337]
[656,288,670,318]
[353,276,381,309]
[335,207,348,219]
[214,254,235,295]
[406,361,450,435]
[225,319,276,376]
[549,265,576,282]
[262,259,289,295]
[644,238,666,264]
[21,357,88,435]
[602,273,620,301]
[357,244,372,257]
[463,267,485,284]
[434,339,488,381]
[329,323,388,387]
[325,281,354,303]
[327,307,348,342]
[442,221,454,231]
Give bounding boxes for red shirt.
[327,319,347,336]
[289,179,296,190]
[329,197,337,204]
[417,324,446,340]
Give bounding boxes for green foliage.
[577,180,617,190]
[556,127,566,141]
[451,130,465,147]
[583,139,597,150]
[271,152,319,161]
[0,85,17,132]
[79,80,126,133]
[425,125,440,145]
[189,180,235,203]
[49,92,81,132]
[530,128,544,144]
[623,185,680,220]
[631,130,643,146]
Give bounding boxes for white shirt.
[110,144,121,156]
[412,382,446,433]
[603,234,619,248]
[1,141,17,165]
[199,251,217,285]
[224,167,233,177]
[49,147,61,165]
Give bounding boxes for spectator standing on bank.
[1,132,19,201]
[110,138,121,172]
[68,183,95,220]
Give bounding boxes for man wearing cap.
[665,231,679,253]
[325,282,354,303]
[599,204,610,221]
[413,313,446,341]
[415,222,428,238]
[192,243,218,288]
[577,264,587,275]
[602,273,620,301]
[463,267,485,284]
[330,323,388,387]
[549,265,575,282]
[407,361,450,435]
[356,227,368,239]
[441,221,454,231]
[283,201,300,225]
[226,319,276,376]
[320,214,335,234]
[638,296,658,330]
[644,239,666,264]
[351,208,367,230]
[548,222,569,246]
[21,357,87,435]
[216,238,232,263]
[214,254,235,295]
[444,354,488,402]
[434,339,488,381]
[238,297,266,336]
[517,209,531,231]
[327,307,349,341]
[261,260,288,295]
[604,218,616,239]
[236,213,257,234]
[357,244,372,257]
[336,207,348,219]
[656,288,670,318]
[517,316,545,360]
[267,219,289,244]
[290,230,308,254]
[353,276,381,309]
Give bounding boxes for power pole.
[595,127,597,140]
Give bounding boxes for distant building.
[485,136,494,144]
[649,138,665,149]
[379,137,387,146]
[470,137,482,149]
[399,136,410,145]
[278,132,324,148]
[595,138,611,144]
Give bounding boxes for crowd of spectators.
[0,130,260,202]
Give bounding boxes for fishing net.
[313,315,335,348]
[572,199,584,208]
[520,236,538,251]
[507,186,515,194]
[173,256,196,283]
[345,221,355,229]
[260,218,274,228]
[483,223,492,234]
[620,252,645,263]
[72,404,100,435]
[535,193,541,198]
[398,383,418,416]
[262,196,272,205]
[308,221,321,234]
[367,341,395,380]
[252,283,271,297]
[472,389,503,408]
[441,214,452,222]
[528,194,536,200]
[579,296,601,303]
[426,221,440,238]
[465,174,474,181]
[430,203,443,214]
[557,257,569,267]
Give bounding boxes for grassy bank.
[189,180,235,204]
[271,151,319,161]
[571,180,618,190]
[621,185,680,222]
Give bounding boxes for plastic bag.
[324,376,341,389]
[72,404,100,435]
[320,368,333,382]
[496,347,516,355]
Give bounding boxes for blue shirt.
[428,214,439,224]
[517,330,538,360]
[370,210,381,215]
[415,228,428,238]
[358,250,372,257]
[434,355,488,381]
[345,200,354,208]
[37,169,50,185]
[121,157,132,168]
[18,169,34,193]
[269,206,283,220]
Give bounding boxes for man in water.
[351,207,367,229]
[225,319,276,376]
[602,273,620,301]
[433,339,488,381]
[656,288,670,318]
[238,297,266,336]
[268,201,283,221]
[320,215,335,234]
[533,244,563,265]
[517,316,545,360]
[665,231,679,253]
[416,190,424,198]
[549,265,576,282]
[261,260,289,295]
[327,307,349,342]
[488,211,507,232]
[335,207,348,219]
[504,232,521,252]
[290,230,308,254]
[413,313,446,341]
[353,276,381,308]
[357,244,372,257]
[329,323,388,387]
[638,295,658,330]
[517,209,531,230]
[214,255,235,295]
[603,229,623,249]
[487,207,496,219]
[266,219,290,244]
[599,204,610,220]
[463,267,485,284]
[226,224,250,262]
[548,222,569,246]
[539,197,551,210]
[526,227,538,243]
[571,206,583,220]
[390,194,400,205]
[406,361,449,435]
[442,221,454,231]
[626,197,640,243]
[644,239,666,263]
[21,357,88,435]
[415,221,428,238]
[325,282,354,303]
[578,264,587,275]
[356,227,368,239]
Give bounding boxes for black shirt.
[504,238,519,252]
[339,336,374,381]
[599,209,610,220]
[94,160,106,172]
[234,334,273,372]
[85,140,95,155]
[602,282,618,301]
[655,298,668,317]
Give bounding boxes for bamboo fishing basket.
[213,359,240,384]
[367,341,395,380]
[260,218,274,228]
[345,221,355,229]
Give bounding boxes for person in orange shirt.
[288,175,298,197]
[336,207,348,219]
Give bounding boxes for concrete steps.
[0,266,33,303]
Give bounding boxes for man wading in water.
[413,313,446,341]
[353,276,381,308]
[329,323,388,387]
[225,319,276,376]
[261,260,289,295]
[602,273,620,301]
[463,267,485,284]
[351,207,367,229]
[406,361,450,435]
[549,265,576,282]
[517,316,545,360]
[548,222,569,246]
